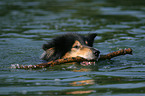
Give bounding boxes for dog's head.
[41,33,100,61]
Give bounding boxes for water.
[0,0,145,95]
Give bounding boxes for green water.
[0,0,145,95]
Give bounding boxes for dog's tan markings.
[85,41,88,45]
[46,48,55,57]
[72,40,82,49]
[41,47,55,60]
[63,40,95,59]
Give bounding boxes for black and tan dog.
[41,33,100,65]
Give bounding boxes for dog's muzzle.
[80,48,100,66]
[93,49,100,58]
[92,48,100,60]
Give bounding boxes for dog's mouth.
[80,61,96,66]
[80,54,100,66]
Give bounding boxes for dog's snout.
[94,50,100,54]
[93,49,100,57]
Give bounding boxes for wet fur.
[41,33,99,61]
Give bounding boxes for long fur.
[41,33,97,61]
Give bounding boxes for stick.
[99,48,132,60]
[15,57,88,69]
[13,48,132,69]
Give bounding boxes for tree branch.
[13,48,132,69]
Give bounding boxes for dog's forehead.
[71,34,86,45]
[53,34,87,46]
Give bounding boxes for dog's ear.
[42,44,50,51]
[86,33,97,47]
[42,43,54,51]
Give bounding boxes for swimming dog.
[41,33,100,65]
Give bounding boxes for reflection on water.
[0,0,145,95]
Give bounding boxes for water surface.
[0,0,145,95]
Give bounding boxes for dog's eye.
[73,45,80,49]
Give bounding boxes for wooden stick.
[99,48,132,60]
[13,48,132,69]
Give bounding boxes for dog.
[41,33,100,65]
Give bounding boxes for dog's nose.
[93,50,100,57]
